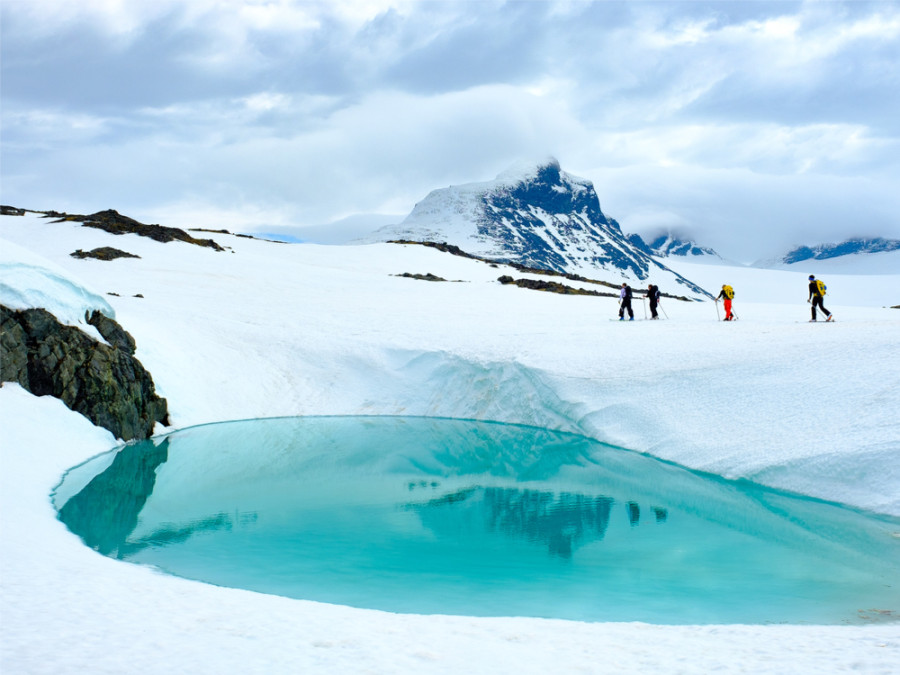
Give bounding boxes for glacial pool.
[53,416,900,625]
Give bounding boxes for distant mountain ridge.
[368,159,711,299]
[780,237,900,264]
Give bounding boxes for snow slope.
[2,211,899,673]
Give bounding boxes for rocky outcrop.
[395,273,448,282]
[0,305,168,440]
[71,247,141,261]
[498,275,617,297]
[54,209,225,251]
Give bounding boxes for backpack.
[815,279,826,296]
[624,285,633,300]
[722,285,734,300]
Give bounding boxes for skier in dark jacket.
[646,284,660,320]
[808,275,833,322]
[619,283,634,321]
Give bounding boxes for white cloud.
[582,122,898,176]
[2,0,176,40]
[0,107,111,149]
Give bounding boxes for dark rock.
[71,247,141,261]
[389,240,478,260]
[396,272,447,282]
[1,205,26,216]
[55,209,225,252]
[1,305,168,440]
[498,276,617,298]
[87,310,137,354]
[0,314,28,386]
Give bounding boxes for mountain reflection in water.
[58,438,256,558]
[406,484,668,558]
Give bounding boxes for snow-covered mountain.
[779,237,900,263]
[367,159,711,299]
[641,233,721,260]
[756,237,900,266]
[754,237,900,274]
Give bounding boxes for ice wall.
[0,239,115,333]
[298,347,900,519]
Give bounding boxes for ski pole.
[641,296,647,319]
[715,300,720,321]
[656,299,669,319]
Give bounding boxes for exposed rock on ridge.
[71,247,141,261]
[1,305,168,441]
[61,209,225,251]
[498,276,618,297]
[2,207,226,251]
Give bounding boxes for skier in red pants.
[716,284,735,321]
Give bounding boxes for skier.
[619,283,634,321]
[646,284,660,320]
[716,284,735,321]
[808,275,833,322]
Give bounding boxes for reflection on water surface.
[55,416,900,624]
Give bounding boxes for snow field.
[2,211,899,673]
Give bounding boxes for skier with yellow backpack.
[716,284,736,321]
[808,275,834,322]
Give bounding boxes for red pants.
[724,298,733,320]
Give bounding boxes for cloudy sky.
[2,0,899,261]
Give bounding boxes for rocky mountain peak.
[368,160,711,299]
